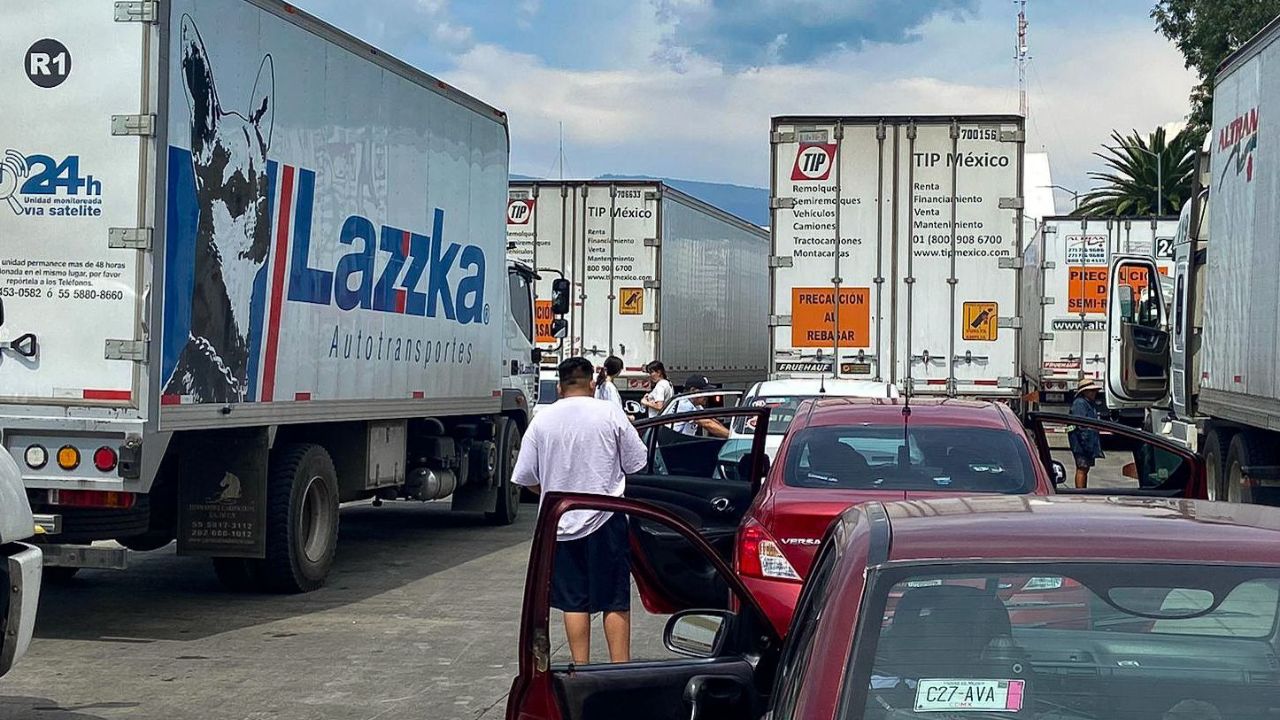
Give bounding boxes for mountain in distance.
[509,173,769,227]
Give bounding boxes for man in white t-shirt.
[640,361,674,418]
[512,357,648,664]
[672,374,730,438]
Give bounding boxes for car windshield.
[731,396,825,435]
[845,562,1280,720]
[537,379,558,404]
[783,425,1036,493]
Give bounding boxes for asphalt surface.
[0,436,1143,720]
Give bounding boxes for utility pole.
[1016,0,1029,117]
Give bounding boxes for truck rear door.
[895,119,1024,396]
[770,121,890,379]
[0,3,150,410]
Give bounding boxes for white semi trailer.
[0,0,539,592]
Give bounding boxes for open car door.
[1105,255,1171,408]
[1026,412,1205,499]
[507,493,780,720]
[626,407,770,612]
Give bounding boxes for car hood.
[0,450,33,544]
[762,486,996,576]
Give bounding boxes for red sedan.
[508,493,1278,720]
[740,398,1056,635]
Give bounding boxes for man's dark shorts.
[551,513,631,613]
[1074,455,1095,469]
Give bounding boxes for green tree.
[1152,0,1280,133]
[1074,126,1197,217]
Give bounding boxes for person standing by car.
[673,375,730,438]
[512,357,648,664]
[640,361,674,417]
[594,356,624,407]
[1069,378,1104,488]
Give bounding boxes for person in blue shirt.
[1068,378,1104,488]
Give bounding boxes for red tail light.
[49,489,136,509]
[93,446,118,472]
[737,520,801,582]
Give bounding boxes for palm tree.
[1074,127,1198,217]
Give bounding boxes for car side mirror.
[531,348,542,364]
[624,400,643,416]
[550,318,568,339]
[1050,460,1067,486]
[550,278,571,315]
[664,610,732,658]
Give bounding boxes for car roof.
[874,495,1280,567]
[750,379,897,398]
[793,397,1016,430]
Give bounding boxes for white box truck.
[1107,14,1280,505]
[1021,215,1177,415]
[769,115,1027,400]
[0,0,539,592]
[507,180,769,395]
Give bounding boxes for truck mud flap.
[177,429,269,559]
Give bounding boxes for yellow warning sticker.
[963,302,999,341]
[619,287,644,315]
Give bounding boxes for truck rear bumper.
[39,543,128,570]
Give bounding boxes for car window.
[537,379,558,405]
[784,425,1036,493]
[732,396,821,435]
[843,563,1280,720]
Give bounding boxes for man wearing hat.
[672,375,730,438]
[1068,378,1105,488]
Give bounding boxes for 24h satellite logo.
[791,143,837,181]
[507,198,535,225]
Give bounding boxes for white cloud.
[447,23,1195,193]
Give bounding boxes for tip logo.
[792,143,837,181]
[507,198,535,225]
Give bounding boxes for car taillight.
[49,489,136,509]
[737,521,801,582]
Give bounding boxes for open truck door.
[1106,255,1171,407]
[625,406,770,611]
[506,492,780,720]
[1026,412,1206,499]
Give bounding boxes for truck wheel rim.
[1207,458,1221,501]
[1228,462,1244,503]
[507,434,521,501]
[300,475,334,563]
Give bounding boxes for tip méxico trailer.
[768,115,1028,403]
[506,179,769,397]
[1110,12,1280,506]
[0,0,540,592]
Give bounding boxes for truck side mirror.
[551,279,571,315]
[550,318,568,339]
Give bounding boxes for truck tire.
[485,420,522,526]
[212,557,261,593]
[1226,432,1273,505]
[261,443,340,593]
[1202,429,1229,501]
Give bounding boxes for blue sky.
[293,0,1196,206]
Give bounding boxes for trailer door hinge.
[999,130,1026,143]
[105,339,148,362]
[108,227,152,250]
[1041,296,1055,305]
[1042,260,1056,270]
[644,190,661,201]
[771,197,795,210]
[642,322,660,332]
[771,131,797,144]
[998,257,1023,270]
[769,255,794,268]
[998,317,1023,330]
[998,197,1024,210]
[997,376,1021,389]
[643,237,660,248]
[1040,333,1055,341]
[115,0,159,23]
[643,279,660,290]
[111,114,156,136]
[769,315,792,327]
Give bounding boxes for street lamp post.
[1042,184,1080,212]
[1135,146,1163,216]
